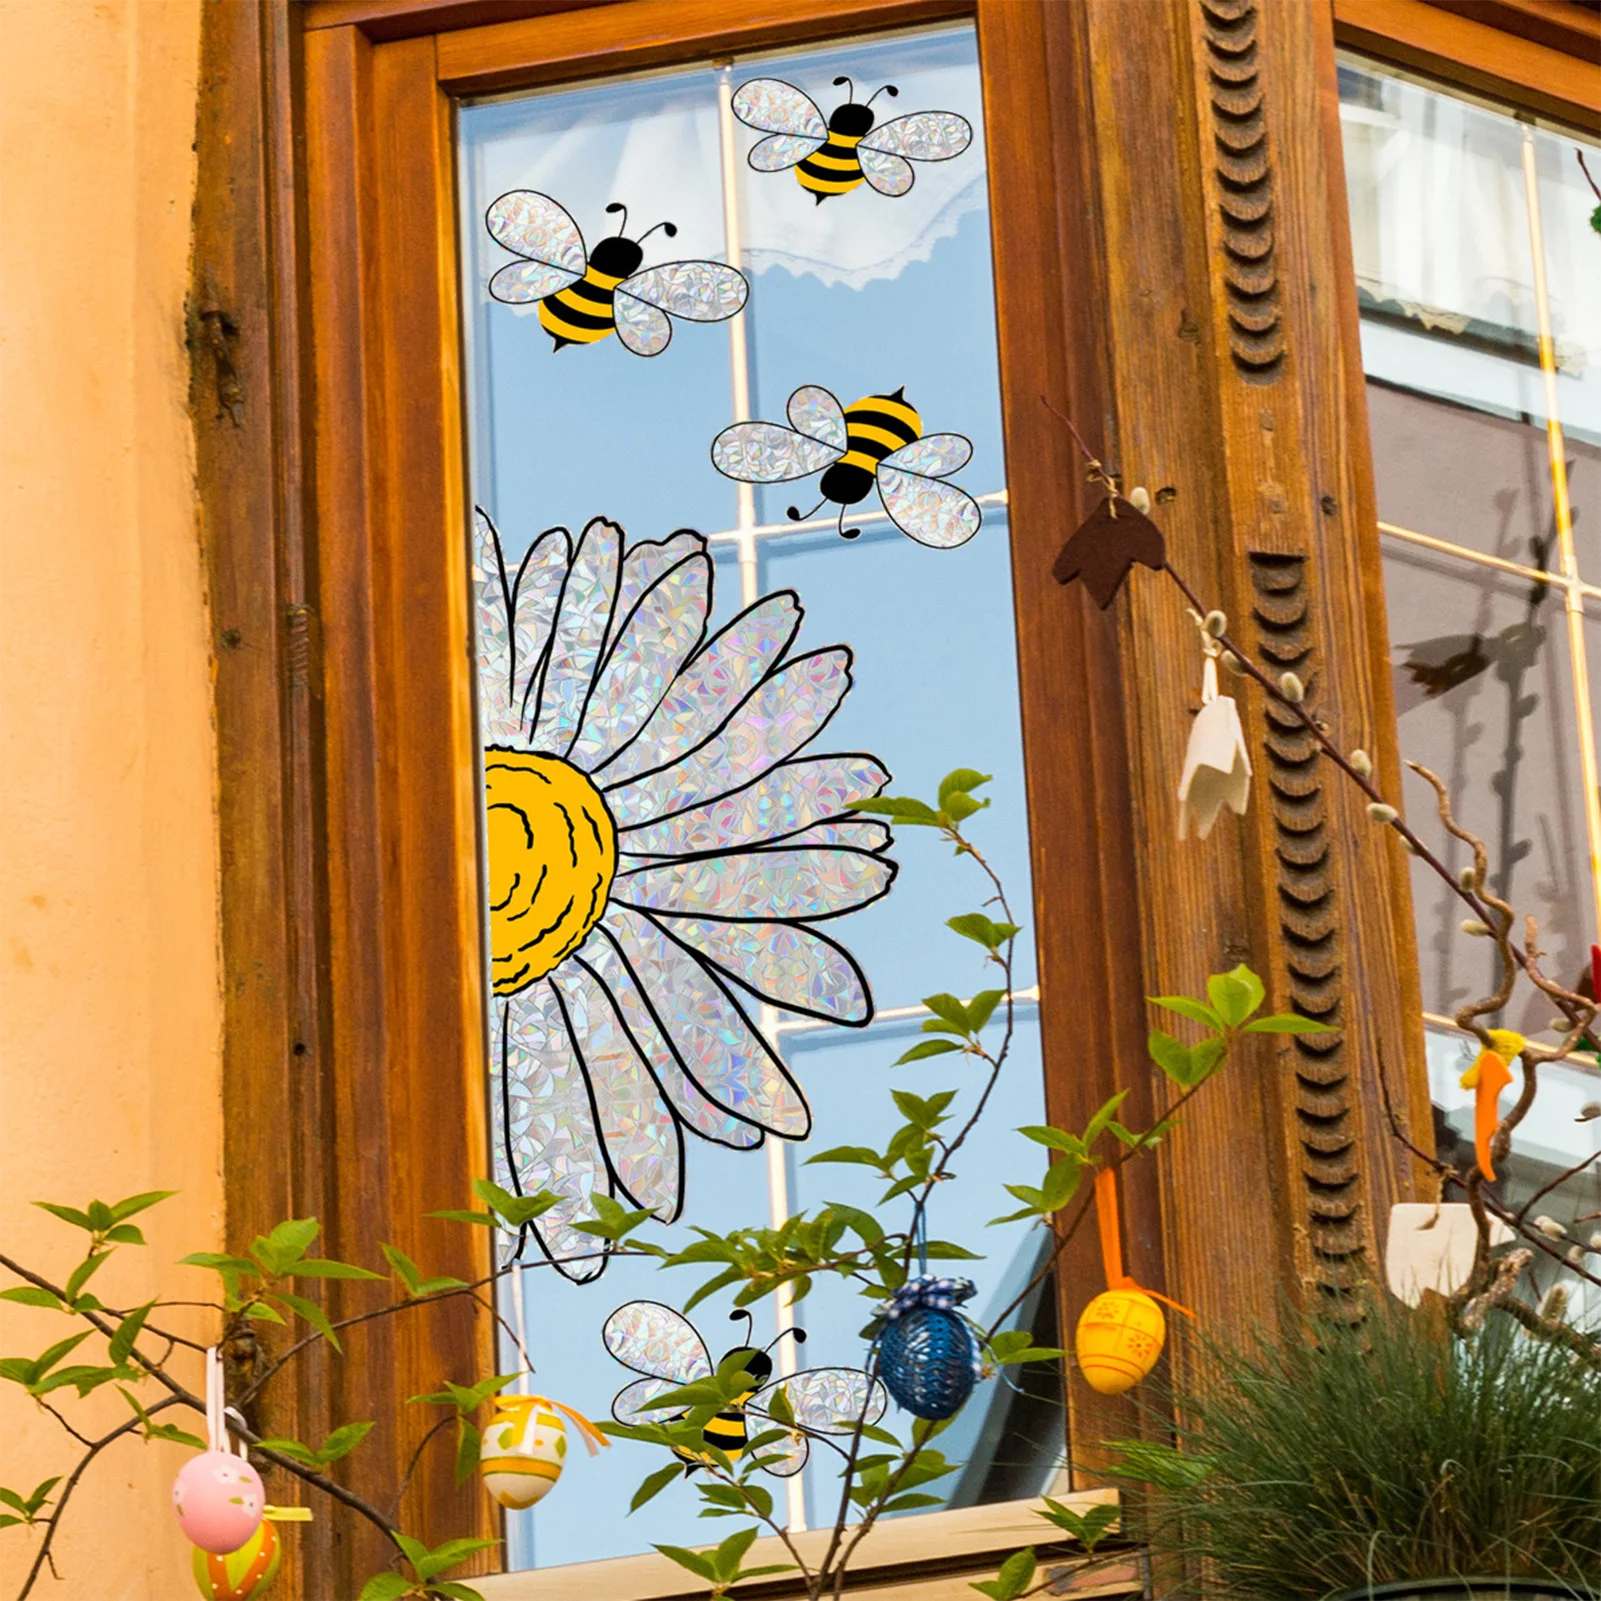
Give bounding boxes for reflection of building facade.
[2,1,1598,1595]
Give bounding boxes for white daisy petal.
[774,819,891,854]
[533,517,622,756]
[508,527,570,737]
[596,593,801,784]
[578,939,763,1150]
[618,755,890,858]
[603,648,852,827]
[658,916,870,1024]
[497,983,610,1280]
[616,847,894,922]
[548,962,682,1218]
[570,553,710,772]
[601,906,809,1136]
[473,511,515,740]
[604,532,706,657]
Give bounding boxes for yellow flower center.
[484,749,617,996]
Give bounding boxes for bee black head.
[829,78,897,136]
[724,1345,774,1387]
[595,202,678,276]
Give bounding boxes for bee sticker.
[603,1302,888,1478]
[485,192,750,357]
[731,76,972,204]
[712,383,982,549]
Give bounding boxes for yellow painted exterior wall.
[0,0,219,1595]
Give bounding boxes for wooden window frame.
[197,1,1139,1592]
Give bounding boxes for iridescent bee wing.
[877,433,982,549]
[786,385,847,452]
[741,1405,810,1479]
[612,293,673,358]
[858,147,915,199]
[732,78,827,141]
[860,111,974,163]
[749,132,826,173]
[616,262,750,357]
[763,1368,889,1434]
[485,190,587,303]
[711,422,842,485]
[603,1300,715,1382]
[611,1375,688,1426]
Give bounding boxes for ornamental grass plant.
[1102,1293,1601,1599]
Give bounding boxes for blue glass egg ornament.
[876,1277,981,1422]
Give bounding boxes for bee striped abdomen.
[819,390,922,509]
[669,1388,753,1470]
[796,133,866,201]
[538,265,622,348]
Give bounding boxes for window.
[1339,56,1601,1315]
[457,23,1064,1570]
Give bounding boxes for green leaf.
[1084,1090,1131,1145]
[923,992,972,1030]
[102,1224,147,1246]
[1040,1155,1084,1211]
[850,795,941,825]
[473,1179,562,1228]
[110,1190,178,1223]
[892,1089,955,1130]
[109,1302,156,1364]
[426,1208,498,1227]
[64,1252,110,1304]
[938,768,993,806]
[0,1287,61,1310]
[1148,994,1221,1030]
[86,1201,115,1232]
[883,1492,945,1511]
[31,1202,93,1232]
[1207,965,1264,1027]
[275,1290,342,1353]
[413,1536,499,1581]
[290,1258,384,1281]
[966,989,1005,1031]
[179,1251,257,1273]
[1189,1035,1226,1082]
[28,1330,92,1379]
[1038,1498,1119,1552]
[1147,1029,1193,1083]
[924,1240,983,1260]
[415,1276,469,1296]
[972,1547,1036,1600]
[997,1346,1064,1364]
[1243,1012,1336,1034]
[357,1575,412,1601]
[454,1420,481,1485]
[947,913,1019,951]
[395,1533,429,1570]
[380,1243,422,1294]
[317,1421,375,1465]
[712,1527,759,1582]
[943,790,989,822]
[252,1218,320,1275]
[256,1437,322,1466]
[630,1462,684,1513]
[654,1545,719,1582]
[431,1586,485,1601]
[1017,1124,1086,1156]
[895,1038,963,1065]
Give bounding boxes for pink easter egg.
[172,1451,265,1555]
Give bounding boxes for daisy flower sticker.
[474,510,895,1280]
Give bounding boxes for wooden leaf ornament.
[1459,1029,1522,1181]
[1052,496,1167,609]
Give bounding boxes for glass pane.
[1386,543,1592,1034]
[458,24,1057,1572]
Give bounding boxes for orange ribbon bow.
[1094,1167,1195,1318]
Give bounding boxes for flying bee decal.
[712,384,982,549]
[485,192,750,357]
[603,1303,888,1478]
[731,75,972,204]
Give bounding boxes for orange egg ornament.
[191,1517,280,1600]
[1075,1287,1166,1395]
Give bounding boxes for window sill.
[475,1491,1133,1601]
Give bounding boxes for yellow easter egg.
[1075,1288,1166,1395]
[191,1517,280,1600]
[480,1395,567,1510]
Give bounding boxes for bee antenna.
[838,502,860,540]
[866,84,899,105]
[604,201,629,235]
[728,1309,755,1342]
[763,1326,807,1355]
[832,75,855,100]
[786,496,827,523]
[635,219,678,244]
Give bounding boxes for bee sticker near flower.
[731,75,971,204]
[485,193,749,357]
[473,510,896,1279]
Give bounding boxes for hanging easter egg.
[173,1450,265,1555]
[1075,1288,1165,1395]
[191,1516,280,1600]
[876,1276,982,1422]
[480,1395,568,1510]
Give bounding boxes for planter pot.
[1332,1582,1598,1601]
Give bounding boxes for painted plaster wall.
[0,0,220,1595]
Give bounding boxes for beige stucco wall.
[0,0,220,1595]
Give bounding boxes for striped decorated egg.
[191,1516,280,1599]
[480,1395,568,1510]
[1075,1289,1166,1395]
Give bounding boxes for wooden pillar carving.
[1053,0,1433,1362]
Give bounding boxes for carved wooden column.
[1052,0,1433,1366]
